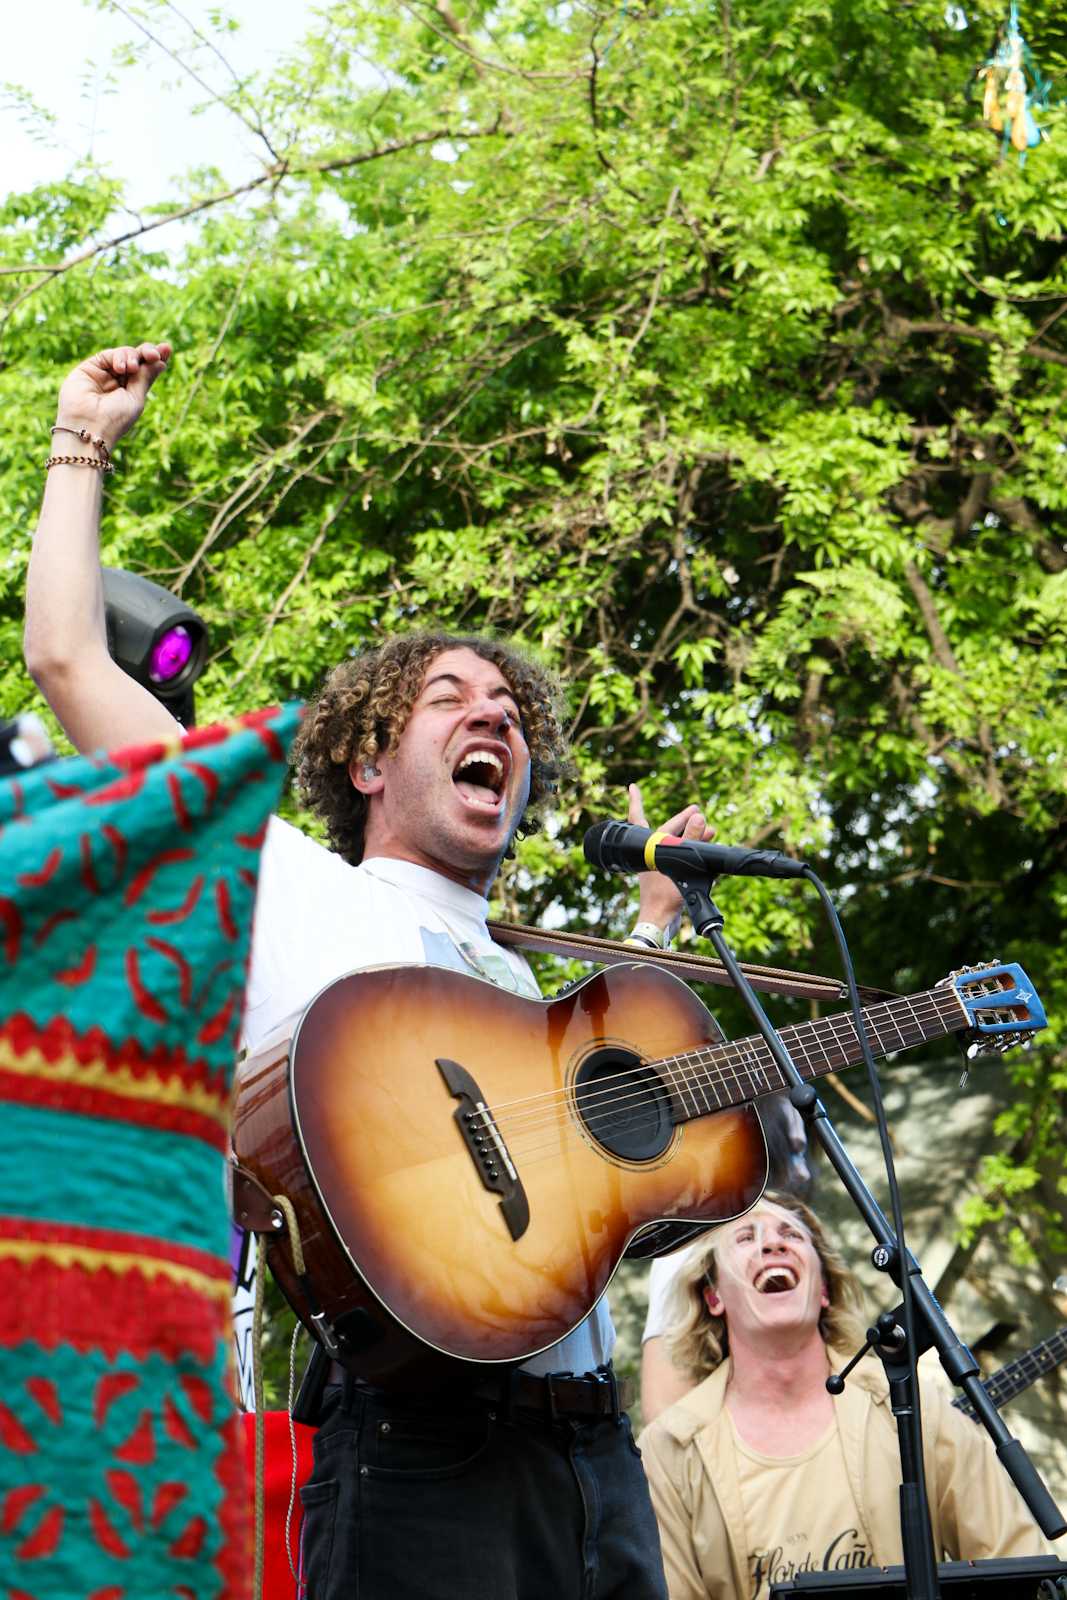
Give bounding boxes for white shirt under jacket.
[243,814,614,1378]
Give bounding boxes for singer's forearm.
[25,465,180,753]
[25,465,109,676]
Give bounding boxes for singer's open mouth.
[753,1265,799,1294]
[452,743,509,812]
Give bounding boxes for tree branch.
[229,471,358,689]
[902,560,1009,808]
[888,315,1067,369]
[173,247,259,434]
[396,0,585,81]
[172,410,335,589]
[0,121,507,332]
[110,0,281,163]
[902,561,961,675]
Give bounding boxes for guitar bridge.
[436,1058,530,1241]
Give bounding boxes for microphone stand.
[669,870,1065,1598]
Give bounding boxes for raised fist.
[55,342,173,450]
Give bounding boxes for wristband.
[50,425,114,471]
[627,921,671,950]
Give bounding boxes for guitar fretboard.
[953,1327,1067,1421]
[658,985,968,1121]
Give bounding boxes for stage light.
[150,626,195,685]
[102,567,208,726]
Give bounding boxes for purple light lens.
[149,625,194,683]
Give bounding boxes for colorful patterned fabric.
[0,706,300,1600]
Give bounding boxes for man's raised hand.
[627,782,715,941]
[55,342,172,449]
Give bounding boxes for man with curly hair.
[638,1194,1052,1600]
[243,630,577,1048]
[24,341,713,1600]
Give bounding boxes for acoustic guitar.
[232,959,1044,1386]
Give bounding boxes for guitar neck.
[953,1327,1067,1421]
[662,984,969,1122]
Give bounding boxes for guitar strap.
[488,920,894,1004]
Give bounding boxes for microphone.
[583,820,807,881]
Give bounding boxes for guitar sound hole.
[574,1048,674,1162]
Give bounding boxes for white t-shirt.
[244,816,614,1377]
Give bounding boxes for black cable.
[802,864,935,1542]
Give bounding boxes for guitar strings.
[482,993,965,1159]
[469,996,1005,1171]
[483,967,1023,1130]
[469,984,1013,1169]
[489,997,962,1153]
[500,1052,899,1167]
[499,1000,961,1169]
[483,988,960,1125]
[492,998,959,1152]
[483,991,961,1143]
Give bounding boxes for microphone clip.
[674,874,726,941]
[826,1310,908,1397]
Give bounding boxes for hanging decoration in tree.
[974,3,1052,162]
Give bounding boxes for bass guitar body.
[233,962,767,1385]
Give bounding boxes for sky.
[3,0,315,207]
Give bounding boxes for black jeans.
[299,1382,668,1600]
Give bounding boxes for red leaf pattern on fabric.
[124,949,168,1024]
[16,849,62,890]
[123,850,195,908]
[2,1483,45,1533]
[54,943,97,987]
[93,1374,139,1429]
[112,1412,155,1466]
[105,1468,144,1532]
[89,1496,131,1559]
[15,1503,63,1559]
[25,1380,61,1426]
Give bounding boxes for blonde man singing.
[638,1193,1054,1600]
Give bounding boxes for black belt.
[467,1366,632,1421]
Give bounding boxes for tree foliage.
[2,0,1065,1286]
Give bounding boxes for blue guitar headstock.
[939,962,1047,1055]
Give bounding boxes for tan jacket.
[639,1356,1053,1600]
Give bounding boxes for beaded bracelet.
[44,453,115,474]
[49,425,114,473]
